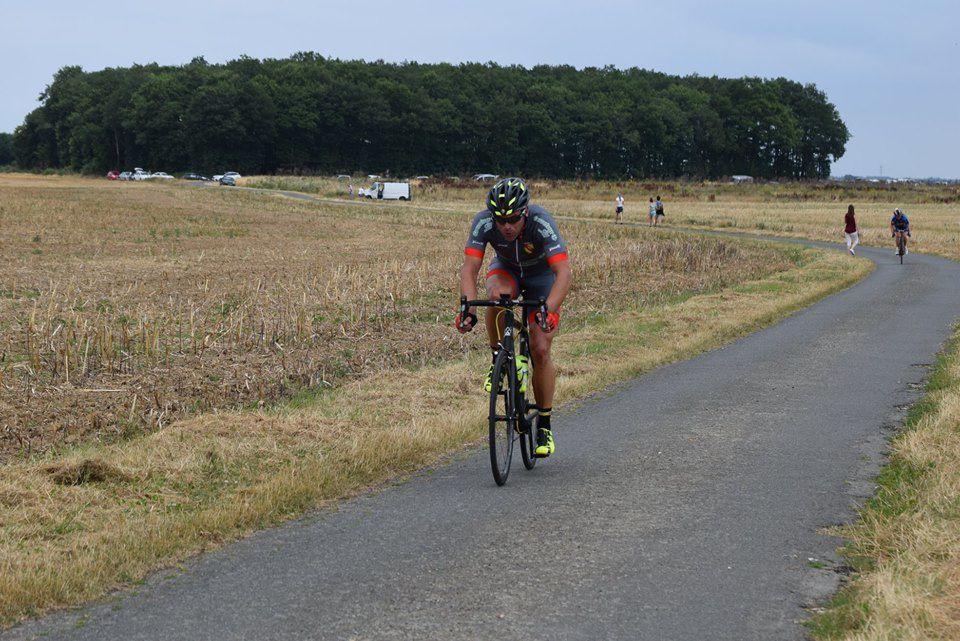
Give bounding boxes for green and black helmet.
[486,177,529,219]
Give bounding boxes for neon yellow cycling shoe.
[535,428,554,457]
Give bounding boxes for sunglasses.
[494,208,527,225]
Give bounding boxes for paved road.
[7,242,960,641]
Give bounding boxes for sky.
[3,0,958,178]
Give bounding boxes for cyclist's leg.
[517,269,557,391]
[528,323,556,409]
[484,261,518,348]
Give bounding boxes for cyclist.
[890,208,911,255]
[455,177,573,457]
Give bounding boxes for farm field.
[250,175,960,261]
[1,176,785,458]
[0,174,869,622]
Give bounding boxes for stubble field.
[0,175,800,460]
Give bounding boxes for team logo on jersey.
[523,242,536,254]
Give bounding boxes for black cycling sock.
[538,408,552,431]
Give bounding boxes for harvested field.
[1,175,789,460]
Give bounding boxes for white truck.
[364,181,411,201]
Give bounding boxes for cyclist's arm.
[546,259,572,313]
[460,252,484,304]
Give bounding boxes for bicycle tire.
[899,236,905,264]
[518,340,537,471]
[488,349,515,485]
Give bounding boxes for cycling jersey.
[464,204,569,277]
[891,213,910,231]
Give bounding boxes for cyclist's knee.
[530,338,552,364]
[485,278,516,300]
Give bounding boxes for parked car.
[132,168,150,181]
[213,171,241,181]
[106,170,120,180]
[118,171,132,181]
[472,173,498,181]
[182,173,209,181]
[149,172,174,180]
[219,175,237,186]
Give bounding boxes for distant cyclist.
[890,208,911,255]
[455,177,573,457]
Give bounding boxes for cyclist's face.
[495,214,525,240]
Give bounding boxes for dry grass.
[0,174,871,624]
[0,175,797,460]
[809,327,960,640]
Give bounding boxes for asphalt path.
[7,240,960,641]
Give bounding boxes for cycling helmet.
[894,208,902,215]
[486,177,529,219]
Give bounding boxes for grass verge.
[808,324,960,640]
[0,245,869,625]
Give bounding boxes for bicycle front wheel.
[489,349,515,486]
[518,347,537,471]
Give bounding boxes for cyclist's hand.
[454,311,477,333]
[534,311,560,333]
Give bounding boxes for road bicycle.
[895,230,910,264]
[459,294,549,486]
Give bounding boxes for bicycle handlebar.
[459,295,549,331]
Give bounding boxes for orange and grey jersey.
[463,204,569,276]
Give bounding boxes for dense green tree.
[0,133,15,165]
[12,56,849,179]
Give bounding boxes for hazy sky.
[3,0,958,178]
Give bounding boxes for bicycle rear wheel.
[488,349,515,485]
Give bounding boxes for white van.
[365,182,411,201]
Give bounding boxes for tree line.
[9,54,850,179]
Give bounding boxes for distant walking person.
[348,183,354,198]
[648,197,656,226]
[844,204,860,255]
[654,195,665,226]
[615,193,624,223]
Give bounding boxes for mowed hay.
[1,175,787,460]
